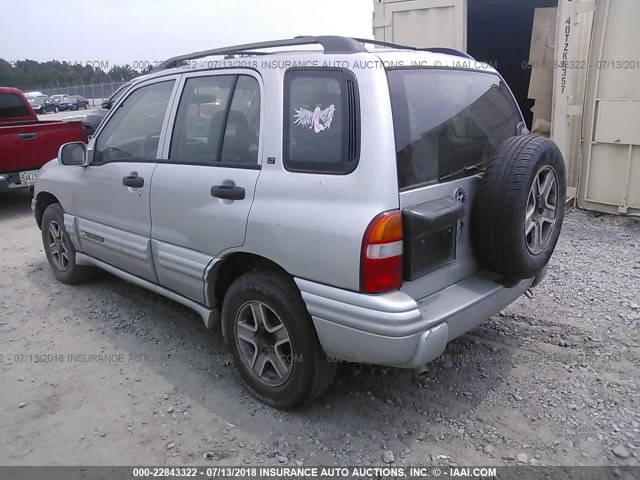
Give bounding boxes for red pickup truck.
[0,87,87,192]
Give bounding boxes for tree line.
[0,59,152,90]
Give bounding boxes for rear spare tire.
[473,135,566,280]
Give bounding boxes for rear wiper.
[439,163,484,182]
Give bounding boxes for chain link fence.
[33,81,128,107]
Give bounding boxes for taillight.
[360,210,403,293]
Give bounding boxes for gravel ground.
[1,189,638,467]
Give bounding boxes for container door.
[578,0,640,216]
[373,0,468,51]
[548,0,595,201]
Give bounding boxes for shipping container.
[373,0,640,216]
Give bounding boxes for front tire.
[41,203,94,284]
[222,271,336,409]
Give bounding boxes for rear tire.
[41,203,94,284]
[222,271,336,409]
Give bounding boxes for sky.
[1,0,374,66]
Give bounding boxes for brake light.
[360,210,403,293]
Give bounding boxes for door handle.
[210,184,245,200]
[18,133,37,140]
[123,173,144,188]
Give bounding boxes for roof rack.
[424,47,475,60]
[153,35,476,72]
[351,37,419,51]
[352,37,474,60]
[154,36,367,71]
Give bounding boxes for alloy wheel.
[525,165,559,254]
[47,221,70,271]
[234,300,293,387]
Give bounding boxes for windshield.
[387,69,522,189]
[111,84,130,104]
[66,97,78,103]
[30,97,46,105]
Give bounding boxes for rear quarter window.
[283,69,360,174]
[0,93,31,119]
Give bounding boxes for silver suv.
[33,36,566,408]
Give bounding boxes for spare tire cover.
[473,135,567,279]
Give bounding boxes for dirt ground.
[1,189,638,467]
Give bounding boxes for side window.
[94,80,175,164]
[283,69,360,174]
[169,74,261,166]
[221,75,261,166]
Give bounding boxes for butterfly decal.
[293,104,336,133]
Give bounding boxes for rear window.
[387,69,522,189]
[0,93,31,119]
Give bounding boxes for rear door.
[386,67,523,299]
[44,97,55,112]
[72,77,179,282]
[150,71,263,303]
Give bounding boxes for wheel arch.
[207,252,293,311]
[34,191,61,229]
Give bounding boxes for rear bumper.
[0,173,30,193]
[295,269,543,369]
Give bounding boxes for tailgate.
[386,67,524,300]
[399,175,482,299]
[0,121,86,173]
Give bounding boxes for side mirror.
[101,100,111,109]
[59,142,88,166]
